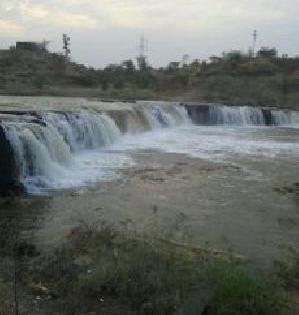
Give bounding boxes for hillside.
[0,49,299,108]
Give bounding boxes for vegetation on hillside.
[0,48,299,107]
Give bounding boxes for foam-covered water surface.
[0,96,298,195]
[112,125,299,161]
[23,151,134,195]
[20,124,299,194]
[1,101,189,194]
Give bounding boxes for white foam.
[111,126,299,161]
[24,151,134,194]
[3,102,298,195]
[3,104,189,194]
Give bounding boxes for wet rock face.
[0,125,23,195]
[185,105,211,125]
[261,109,274,126]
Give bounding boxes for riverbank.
[0,87,299,110]
[1,148,297,267]
[33,150,299,269]
[0,149,298,314]
[1,216,297,315]
[0,95,298,314]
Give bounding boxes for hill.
[0,49,299,108]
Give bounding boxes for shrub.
[202,261,284,315]
[0,278,13,315]
[10,220,288,315]
[73,225,197,315]
[274,246,299,288]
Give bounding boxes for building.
[257,47,278,58]
[209,56,222,64]
[16,41,48,52]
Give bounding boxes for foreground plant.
[29,222,285,315]
[0,219,290,315]
[201,260,284,315]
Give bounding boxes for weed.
[201,260,284,315]
[274,245,299,289]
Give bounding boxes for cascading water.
[270,109,299,126]
[209,106,265,125]
[42,111,121,152]
[1,100,298,195]
[185,104,299,126]
[124,104,190,132]
[0,104,189,194]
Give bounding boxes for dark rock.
[0,124,23,195]
[31,118,47,127]
[261,109,274,126]
[184,104,211,125]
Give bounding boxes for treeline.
[1,49,299,107]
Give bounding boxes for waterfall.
[2,100,296,194]
[270,109,299,126]
[42,112,121,152]
[185,104,299,126]
[209,106,265,126]
[0,104,189,193]
[123,104,190,132]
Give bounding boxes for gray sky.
[0,0,298,68]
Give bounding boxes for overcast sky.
[0,0,298,68]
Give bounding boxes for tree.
[223,50,243,63]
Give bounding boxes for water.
[112,126,299,162]
[1,102,189,194]
[0,98,298,194]
[1,98,298,270]
[186,104,299,126]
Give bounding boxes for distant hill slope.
[0,49,299,108]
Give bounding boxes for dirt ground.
[1,149,297,272]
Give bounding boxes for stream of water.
[0,97,298,194]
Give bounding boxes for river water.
[0,96,298,194]
[0,97,298,268]
[112,125,299,162]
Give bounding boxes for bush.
[202,261,284,315]
[72,225,197,315]
[274,246,299,288]
[0,278,13,315]
[3,220,288,315]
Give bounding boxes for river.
[0,96,298,269]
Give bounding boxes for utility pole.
[41,39,50,52]
[252,30,257,58]
[137,34,148,71]
[62,34,71,58]
[182,54,190,66]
